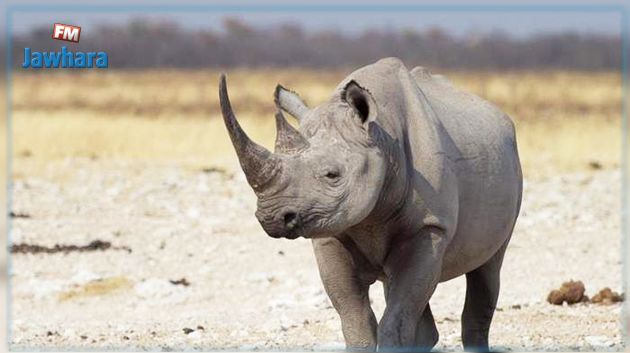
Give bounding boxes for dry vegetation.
[11,69,622,179]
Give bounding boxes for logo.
[52,23,81,43]
[22,23,108,69]
[22,47,108,69]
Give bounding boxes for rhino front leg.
[313,237,378,351]
[383,280,439,350]
[415,303,439,349]
[378,226,448,351]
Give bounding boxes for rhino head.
[219,74,388,239]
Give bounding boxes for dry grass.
[10,69,622,179]
[58,276,132,301]
[12,111,277,171]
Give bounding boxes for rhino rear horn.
[219,74,279,192]
[274,109,309,154]
[274,84,309,121]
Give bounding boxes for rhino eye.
[325,171,340,179]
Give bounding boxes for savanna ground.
[7,68,625,351]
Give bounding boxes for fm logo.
[52,23,81,43]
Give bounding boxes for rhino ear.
[343,80,377,125]
[274,84,309,122]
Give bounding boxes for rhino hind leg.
[461,241,509,352]
[415,303,439,351]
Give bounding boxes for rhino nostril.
[283,212,299,230]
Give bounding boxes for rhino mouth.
[263,226,305,240]
[258,216,309,240]
[256,205,339,240]
[283,231,302,240]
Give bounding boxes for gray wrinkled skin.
[220,57,522,352]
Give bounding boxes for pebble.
[585,335,614,347]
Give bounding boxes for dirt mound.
[547,282,624,306]
[547,280,587,305]
[591,288,624,305]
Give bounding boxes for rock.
[134,278,189,304]
[71,269,101,284]
[585,335,613,347]
[169,278,190,287]
[188,330,202,339]
[588,161,603,170]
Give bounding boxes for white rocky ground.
[8,158,623,351]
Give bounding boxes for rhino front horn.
[275,109,309,154]
[219,74,279,192]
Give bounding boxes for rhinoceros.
[219,57,522,352]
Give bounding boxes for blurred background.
[4,9,622,177]
[2,3,626,351]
